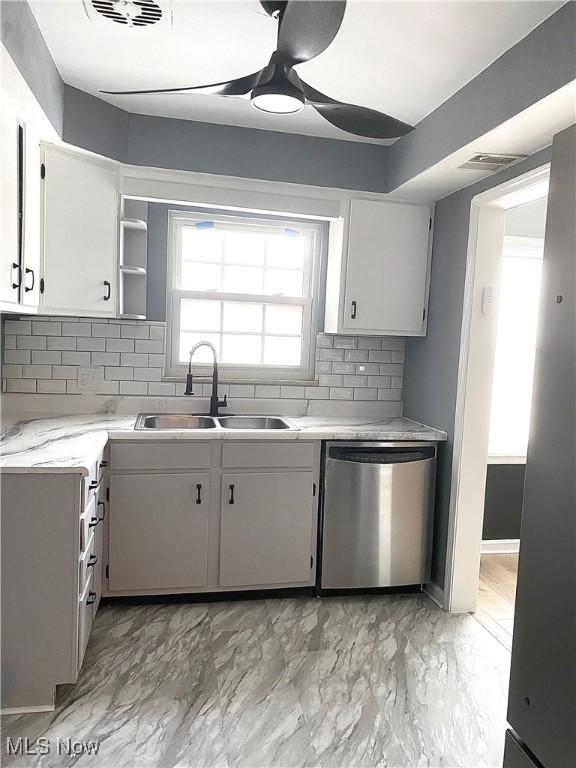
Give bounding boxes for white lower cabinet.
[108,472,210,591]
[220,472,315,587]
[106,440,319,595]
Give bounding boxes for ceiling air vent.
[458,153,526,172]
[89,0,163,27]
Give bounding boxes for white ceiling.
[29,0,565,144]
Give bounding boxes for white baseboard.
[481,539,520,554]
[423,581,445,609]
[0,704,55,715]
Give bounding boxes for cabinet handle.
[86,591,97,605]
[24,267,35,292]
[97,500,106,522]
[99,460,109,469]
[89,478,102,492]
[87,555,98,568]
[11,263,22,289]
[88,516,99,528]
[103,280,111,301]
[228,483,235,505]
[351,300,357,320]
[196,483,202,504]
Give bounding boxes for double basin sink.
[135,414,294,431]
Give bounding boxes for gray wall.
[506,124,575,768]
[401,146,552,588]
[0,0,64,134]
[482,464,524,540]
[387,1,576,191]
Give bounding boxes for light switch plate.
[78,367,102,392]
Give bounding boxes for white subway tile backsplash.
[37,379,66,394]
[106,337,134,352]
[104,366,134,381]
[93,323,120,338]
[62,351,91,365]
[5,350,31,364]
[32,351,61,365]
[91,352,121,366]
[2,317,405,408]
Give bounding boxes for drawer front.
[111,442,212,471]
[79,532,96,594]
[82,452,106,510]
[80,494,99,555]
[78,573,96,670]
[223,442,315,469]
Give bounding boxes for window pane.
[180,299,221,332]
[223,265,264,294]
[222,334,261,364]
[181,227,222,263]
[264,268,303,296]
[223,302,263,333]
[180,262,222,291]
[265,304,303,335]
[263,336,302,366]
[179,332,221,364]
[224,231,265,266]
[267,232,305,269]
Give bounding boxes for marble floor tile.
[1,595,511,768]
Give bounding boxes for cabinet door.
[343,199,431,335]
[108,473,210,591]
[220,472,314,587]
[21,122,41,308]
[0,92,21,307]
[41,145,118,316]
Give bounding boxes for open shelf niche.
[119,198,148,319]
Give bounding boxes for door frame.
[444,164,550,614]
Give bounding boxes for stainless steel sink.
[135,414,217,430]
[216,415,294,430]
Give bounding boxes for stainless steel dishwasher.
[319,442,436,591]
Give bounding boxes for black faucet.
[184,341,228,417]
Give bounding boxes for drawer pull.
[88,516,99,528]
[89,478,102,492]
[87,555,98,568]
[99,460,109,469]
[228,483,235,505]
[97,500,106,522]
[103,280,111,301]
[195,483,202,505]
[351,300,357,320]
[86,591,97,605]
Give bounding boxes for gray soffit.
[1,0,64,134]
[386,1,576,191]
[3,1,574,194]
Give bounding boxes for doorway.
[444,166,549,615]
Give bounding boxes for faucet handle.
[219,394,228,408]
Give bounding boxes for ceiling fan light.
[251,91,304,114]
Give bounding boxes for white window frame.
[165,209,323,382]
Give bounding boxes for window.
[488,236,543,457]
[166,210,322,381]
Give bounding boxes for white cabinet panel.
[109,472,210,591]
[41,145,118,316]
[21,122,41,308]
[219,472,315,587]
[0,92,21,307]
[324,199,432,336]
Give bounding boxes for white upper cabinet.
[324,199,432,336]
[41,144,119,317]
[0,91,42,312]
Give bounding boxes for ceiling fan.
[100,0,413,139]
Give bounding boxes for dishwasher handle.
[328,446,435,464]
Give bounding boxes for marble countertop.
[0,413,446,473]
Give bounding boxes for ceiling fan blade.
[301,80,413,139]
[100,69,265,97]
[277,1,346,64]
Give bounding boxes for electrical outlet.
[78,367,102,392]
